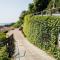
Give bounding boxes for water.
[0,23,10,26]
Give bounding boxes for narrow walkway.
[7,29,56,60]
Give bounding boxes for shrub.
[23,15,60,60]
[0,32,10,60]
[0,32,6,42]
[0,46,9,60]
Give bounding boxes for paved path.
[7,29,56,60]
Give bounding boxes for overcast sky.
[0,0,32,23]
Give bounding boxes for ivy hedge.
[23,15,60,60]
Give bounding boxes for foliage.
[13,11,30,28]
[28,3,35,13]
[47,0,60,9]
[0,32,6,42]
[29,0,51,12]
[13,21,22,28]
[19,10,30,23]
[0,32,10,60]
[9,23,15,26]
[55,0,60,7]
[23,15,60,60]
[0,46,9,60]
[28,0,60,13]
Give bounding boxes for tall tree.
[31,0,51,12]
[19,10,30,26]
[47,0,60,9]
[28,3,35,13]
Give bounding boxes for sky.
[0,0,32,23]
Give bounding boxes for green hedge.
[23,15,60,60]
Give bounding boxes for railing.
[33,7,60,16]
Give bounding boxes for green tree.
[47,0,60,9]
[30,0,51,12]
[13,21,21,28]
[19,10,30,25]
[28,3,35,13]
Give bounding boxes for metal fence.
[33,7,60,16]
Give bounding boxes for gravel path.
[7,29,56,60]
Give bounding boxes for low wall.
[6,34,15,57]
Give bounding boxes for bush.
[13,20,23,28]
[0,46,9,60]
[0,32,10,60]
[23,15,60,60]
[0,32,6,42]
